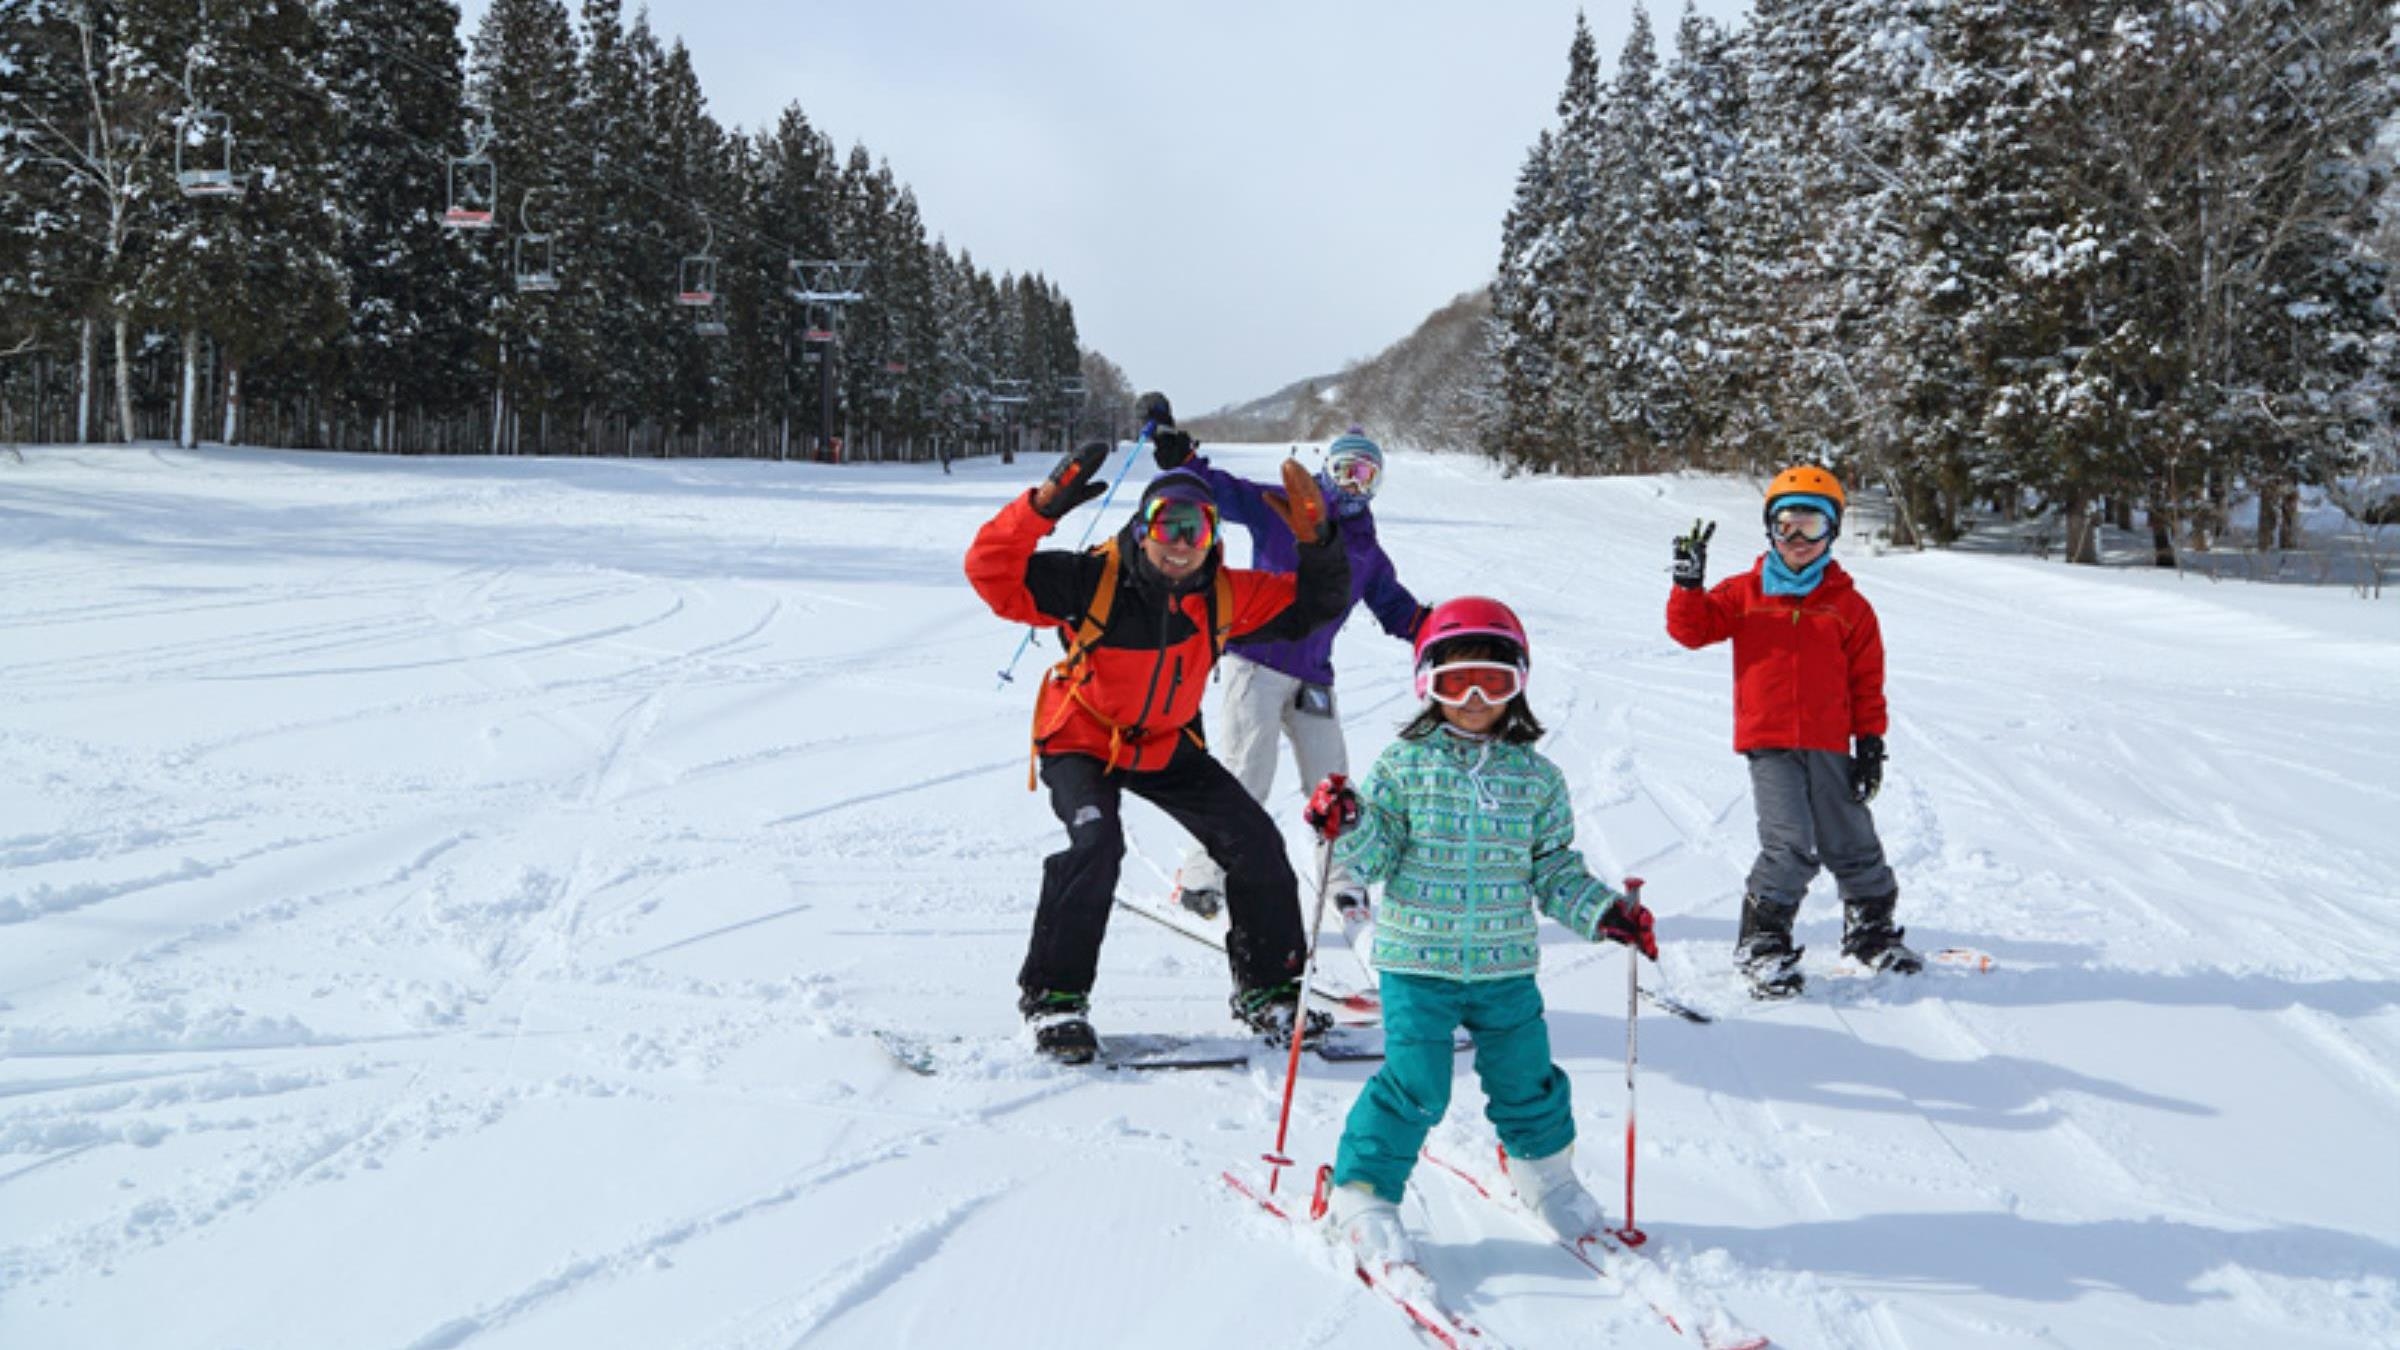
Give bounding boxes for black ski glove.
[1672,519,1715,590]
[1032,441,1110,519]
[1135,390,1175,429]
[1849,734,1886,805]
[1152,429,1196,471]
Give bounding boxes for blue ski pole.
[993,418,1156,691]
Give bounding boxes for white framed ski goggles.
[1415,659,1525,707]
[1326,451,1382,498]
[1770,506,1834,543]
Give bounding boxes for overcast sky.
[456,1,1754,414]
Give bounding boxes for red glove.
[1303,773,1361,841]
[1598,895,1658,961]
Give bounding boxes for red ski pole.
[1265,838,1337,1196]
[1617,876,1648,1247]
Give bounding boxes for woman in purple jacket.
[1155,427,1426,922]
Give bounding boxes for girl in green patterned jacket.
[1299,595,1658,1272]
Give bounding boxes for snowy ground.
[2,441,2396,1350]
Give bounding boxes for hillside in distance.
[1188,289,1491,452]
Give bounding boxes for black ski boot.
[1176,884,1224,919]
[1230,982,1332,1048]
[1019,989,1099,1065]
[1840,894,1924,974]
[1737,894,1806,999]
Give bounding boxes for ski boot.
[1502,1145,1606,1242]
[1176,884,1224,919]
[1840,894,1924,974]
[1737,893,1806,999]
[1332,885,1374,959]
[1324,1180,1417,1270]
[1018,989,1098,1065]
[1230,982,1332,1048]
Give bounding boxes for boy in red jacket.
[1664,466,1919,998]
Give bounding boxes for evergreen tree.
[123,0,343,448]
[470,0,584,452]
[1658,3,1744,466]
[322,0,483,447]
[1588,5,1680,468]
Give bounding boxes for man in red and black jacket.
[967,434,1351,1063]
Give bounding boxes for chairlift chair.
[514,235,559,293]
[676,219,718,306]
[512,188,559,294]
[176,106,247,199]
[676,256,717,307]
[445,118,497,229]
[445,157,495,229]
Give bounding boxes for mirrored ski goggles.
[1326,451,1383,498]
[1143,498,1218,550]
[1421,660,1525,707]
[1770,507,1835,543]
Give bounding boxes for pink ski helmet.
[1412,596,1529,700]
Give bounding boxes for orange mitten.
[1265,458,1332,544]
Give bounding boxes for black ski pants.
[1021,737,1309,1002]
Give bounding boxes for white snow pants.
[1179,654,1359,899]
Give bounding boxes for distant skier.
[963,395,1353,1064]
[1152,426,1427,927]
[1664,466,1919,998]
[1301,596,1658,1271]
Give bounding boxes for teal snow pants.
[1332,970,1575,1203]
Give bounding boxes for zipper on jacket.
[1125,587,1181,740]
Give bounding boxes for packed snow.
[2,441,2396,1350]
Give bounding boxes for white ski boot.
[1503,1145,1606,1242]
[1325,1182,1418,1270]
[1333,885,1374,965]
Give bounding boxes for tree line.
[1485,0,2398,562]
[1,0,1101,462]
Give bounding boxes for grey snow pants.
[1744,748,1897,911]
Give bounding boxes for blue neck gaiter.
[1762,550,1831,597]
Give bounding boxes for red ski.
[1418,1145,1770,1350]
[1221,1167,1502,1350]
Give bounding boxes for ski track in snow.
[1,446,2396,1350]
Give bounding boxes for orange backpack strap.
[1065,538,1122,663]
[1026,539,1124,789]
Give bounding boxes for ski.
[1311,1023,1474,1064]
[1113,888,1382,1018]
[1221,1166,1503,1350]
[1639,986,1715,1024]
[1418,1144,1771,1350]
[874,1028,1251,1074]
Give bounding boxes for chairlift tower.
[788,260,871,458]
[987,378,1031,461]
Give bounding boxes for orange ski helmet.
[1763,464,1847,525]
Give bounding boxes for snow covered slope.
[2,442,2395,1349]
